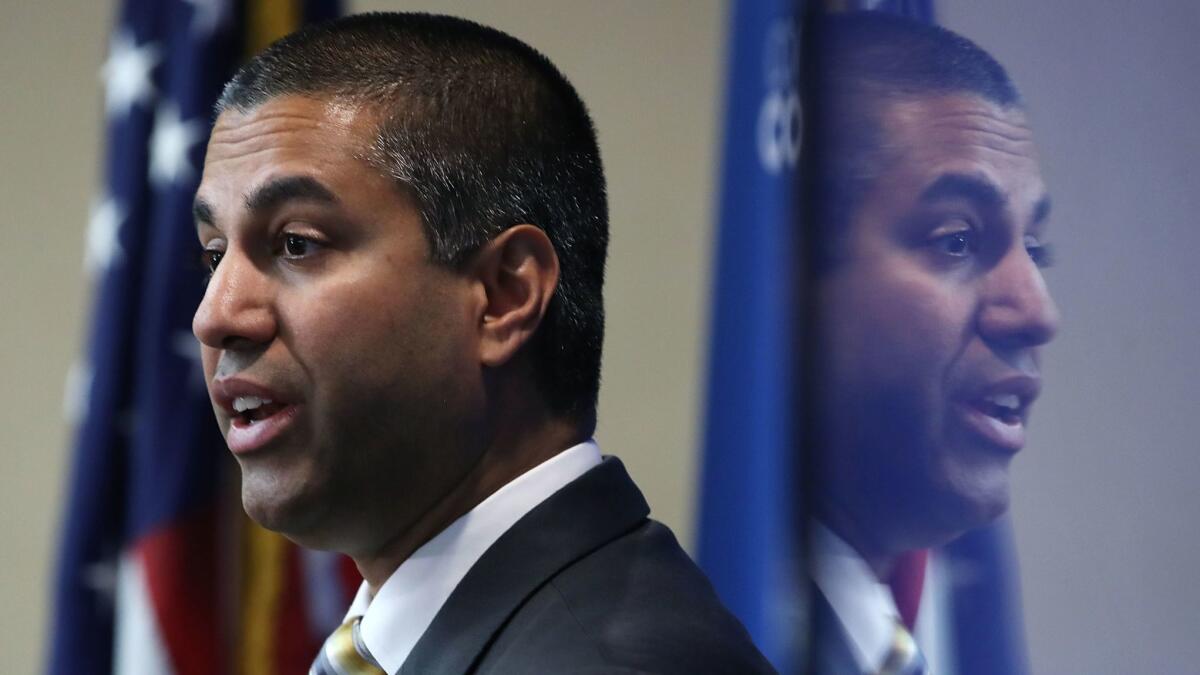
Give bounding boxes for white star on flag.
[183,0,231,37]
[101,31,161,116]
[64,361,96,425]
[86,196,126,276]
[150,103,205,188]
[81,557,117,605]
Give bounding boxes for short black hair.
[218,12,608,423]
[803,11,1021,268]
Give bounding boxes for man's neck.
[816,501,900,581]
[354,415,586,592]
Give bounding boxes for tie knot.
[879,621,926,675]
[339,615,362,635]
[310,615,387,675]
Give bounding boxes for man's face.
[192,95,486,554]
[816,93,1060,553]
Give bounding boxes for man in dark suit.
[802,12,1060,674]
[191,12,773,675]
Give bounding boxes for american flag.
[48,1,347,673]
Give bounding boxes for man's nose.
[978,247,1061,349]
[192,252,277,350]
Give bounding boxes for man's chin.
[926,479,1010,544]
[933,441,1013,515]
[879,465,1010,552]
[242,482,328,540]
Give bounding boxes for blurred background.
[2,1,1197,673]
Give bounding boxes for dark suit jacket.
[397,457,776,675]
[806,587,863,675]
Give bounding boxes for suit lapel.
[399,457,650,675]
[809,585,866,675]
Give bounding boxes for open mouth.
[959,391,1031,454]
[224,399,299,454]
[231,396,287,426]
[977,393,1022,425]
[209,379,301,455]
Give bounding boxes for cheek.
[290,285,415,383]
[282,273,472,403]
[819,266,978,448]
[859,271,971,376]
[823,281,921,379]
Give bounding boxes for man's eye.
[1024,235,1055,268]
[931,230,976,257]
[200,248,224,274]
[283,234,313,257]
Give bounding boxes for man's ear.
[469,224,559,368]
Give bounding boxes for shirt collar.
[810,521,901,672]
[347,439,603,674]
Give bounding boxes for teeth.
[232,396,272,413]
[985,393,1020,411]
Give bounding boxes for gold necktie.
[878,620,927,675]
[309,616,387,675]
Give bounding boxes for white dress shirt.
[344,440,603,674]
[810,522,953,674]
[811,522,900,672]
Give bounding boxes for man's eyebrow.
[192,177,338,229]
[193,198,215,227]
[1032,194,1052,226]
[917,173,1004,213]
[244,175,339,214]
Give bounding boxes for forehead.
[875,94,1045,201]
[198,95,379,209]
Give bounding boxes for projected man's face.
[816,93,1060,556]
